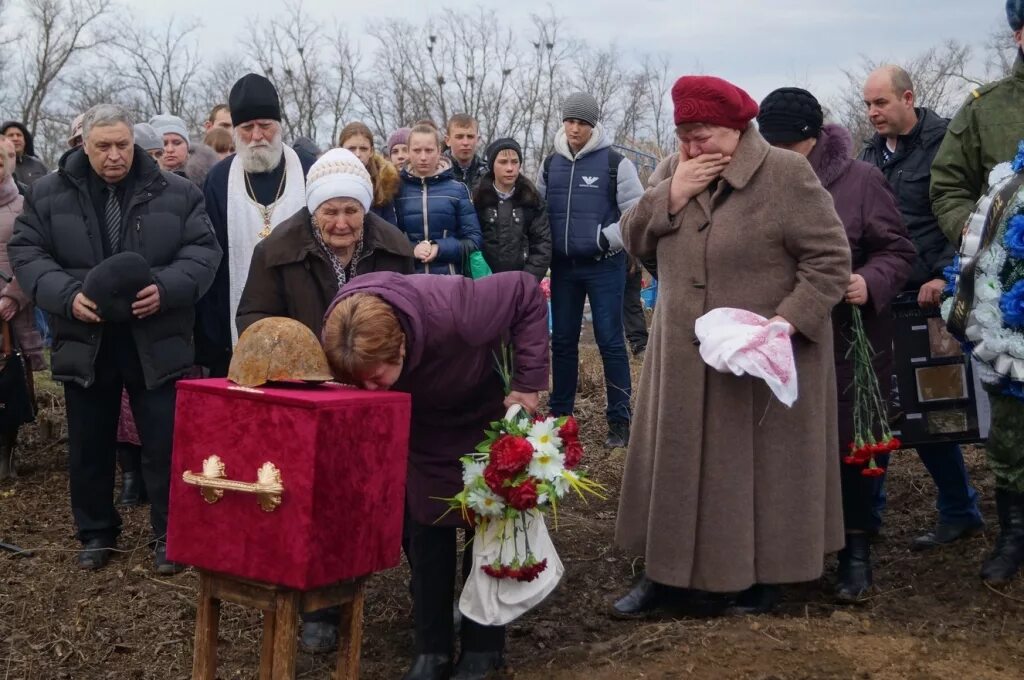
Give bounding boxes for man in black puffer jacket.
[473,138,551,281]
[9,103,221,574]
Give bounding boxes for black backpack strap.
[542,154,554,198]
[607,148,622,209]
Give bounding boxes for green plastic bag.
[464,249,493,279]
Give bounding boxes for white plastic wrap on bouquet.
[458,509,564,626]
[694,307,798,406]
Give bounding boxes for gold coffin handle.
[181,455,284,512]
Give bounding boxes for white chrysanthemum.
[1007,333,1024,360]
[940,297,954,321]
[462,459,486,487]
[527,418,562,455]
[528,449,566,482]
[467,487,506,517]
[976,274,1003,303]
[975,302,1003,330]
[980,244,1007,274]
[984,326,1013,354]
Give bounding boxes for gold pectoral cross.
[258,209,272,239]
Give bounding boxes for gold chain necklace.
[244,165,287,239]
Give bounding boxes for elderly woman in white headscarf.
[237,147,415,340]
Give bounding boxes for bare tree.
[639,54,676,157]
[13,0,112,134]
[247,0,358,146]
[110,16,204,126]
[983,19,1018,80]
[197,54,253,116]
[509,11,579,169]
[361,19,436,139]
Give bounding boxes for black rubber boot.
[402,654,452,680]
[451,651,504,680]
[980,489,1024,584]
[116,445,147,507]
[836,533,873,602]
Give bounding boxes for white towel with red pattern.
[694,307,798,407]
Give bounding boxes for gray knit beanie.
[561,92,600,127]
[149,114,190,148]
[133,123,163,152]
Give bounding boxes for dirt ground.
[2,346,1023,679]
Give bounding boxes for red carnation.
[564,440,584,469]
[559,416,580,440]
[861,466,886,478]
[490,435,535,475]
[482,563,506,579]
[843,455,860,466]
[517,559,548,582]
[886,437,902,452]
[507,479,539,511]
[483,463,510,497]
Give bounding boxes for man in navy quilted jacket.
[536,92,644,448]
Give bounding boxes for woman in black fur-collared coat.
[473,138,551,281]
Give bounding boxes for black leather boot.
[836,533,873,602]
[116,445,147,507]
[980,489,1024,584]
[402,654,452,680]
[78,536,116,570]
[612,574,666,617]
[451,651,504,680]
[727,584,780,615]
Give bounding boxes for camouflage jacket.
[930,53,1024,243]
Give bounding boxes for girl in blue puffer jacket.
[395,124,483,275]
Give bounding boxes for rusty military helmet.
[228,317,334,387]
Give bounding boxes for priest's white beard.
[234,131,284,174]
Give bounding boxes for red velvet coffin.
[166,379,411,589]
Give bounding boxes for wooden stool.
[191,570,366,679]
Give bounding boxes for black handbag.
[0,320,36,430]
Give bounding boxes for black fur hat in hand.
[83,252,153,323]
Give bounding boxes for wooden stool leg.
[258,609,277,680]
[336,580,366,680]
[271,591,300,679]
[192,573,220,680]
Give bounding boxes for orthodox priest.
[196,74,315,375]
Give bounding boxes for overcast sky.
[151,0,1006,106]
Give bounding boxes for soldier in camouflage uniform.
[931,1,1024,584]
[930,3,1024,242]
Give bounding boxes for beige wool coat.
[615,127,852,592]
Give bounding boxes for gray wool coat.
[614,126,852,592]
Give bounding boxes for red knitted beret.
[672,76,759,130]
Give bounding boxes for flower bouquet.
[446,405,604,625]
[844,305,901,476]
